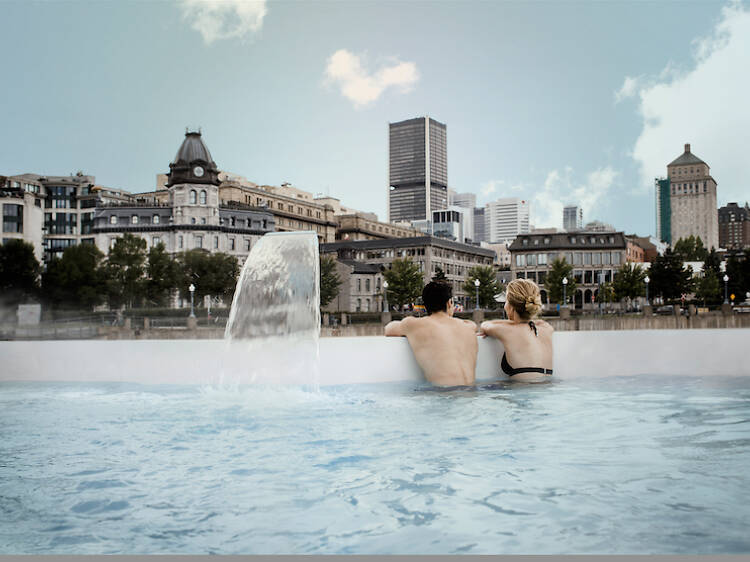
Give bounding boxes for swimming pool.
[2,375,749,554]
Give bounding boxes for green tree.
[545,257,576,305]
[463,265,498,309]
[596,281,615,304]
[725,253,746,303]
[104,234,147,308]
[432,266,447,281]
[382,258,423,309]
[146,242,179,307]
[0,239,41,305]
[648,248,693,302]
[177,250,240,305]
[673,235,708,261]
[612,262,646,302]
[703,247,722,278]
[41,244,106,310]
[695,269,721,306]
[319,255,341,308]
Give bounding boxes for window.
[537,271,547,285]
[152,236,161,246]
[365,279,371,292]
[190,190,197,204]
[153,215,160,224]
[356,298,362,312]
[565,253,573,264]
[110,215,117,224]
[515,254,526,267]
[613,252,621,265]
[584,252,592,265]
[201,218,206,225]
[214,236,219,249]
[195,235,203,249]
[131,215,138,224]
[602,252,611,265]
[357,279,361,292]
[522,239,528,246]
[178,235,184,249]
[538,253,547,266]
[527,254,536,266]
[230,238,235,250]
[191,217,196,224]
[573,253,582,265]
[2,204,23,233]
[245,239,251,251]
[110,238,117,249]
[593,252,601,265]
[200,190,207,205]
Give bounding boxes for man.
[385,281,478,386]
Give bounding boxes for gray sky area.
[2,0,748,236]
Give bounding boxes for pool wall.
[1,329,748,385]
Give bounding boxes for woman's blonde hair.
[506,278,542,320]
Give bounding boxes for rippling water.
[1,377,749,554]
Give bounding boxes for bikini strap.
[528,320,538,337]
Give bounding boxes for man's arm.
[384,316,413,337]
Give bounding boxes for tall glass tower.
[388,116,448,222]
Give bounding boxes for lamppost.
[644,275,650,306]
[562,276,568,308]
[383,280,389,312]
[723,274,729,304]
[474,278,480,310]
[189,283,196,318]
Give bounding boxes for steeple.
[165,130,220,187]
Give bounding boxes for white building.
[485,197,530,244]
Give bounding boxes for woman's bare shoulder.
[535,318,554,332]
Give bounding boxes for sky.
[1,0,749,238]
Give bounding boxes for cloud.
[480,179,504,197]
[531,166,618,229]
[180,0,266,44]
[614,75,642,103]
[324,49,419,108]
[626,2,750,203]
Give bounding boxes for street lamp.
[723,274,729,304]
[562,276,568,308]
[474,278,481,310]
[189,283,196,318]
[644,275,650,306]
[382,280,389,312]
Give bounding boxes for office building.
[485,197,530,244]
[388,116,448,222]
[718,202,750,250]
[666,143,718,250]
[563,205,583,232]
[655,177,671,245]
[473,207,485,243]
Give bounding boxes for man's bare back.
[385,312,478,386]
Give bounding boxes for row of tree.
[0,235,239,310]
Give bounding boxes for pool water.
[1,377,749,554]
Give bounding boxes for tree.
[462,265,498,309]
[612,262,646,302]
[545,257,576,305]
[695,269,721,306]
[319,255,341,308]
[648,248,693,302]
[176,250,240,305]
[725,253,746,303]
[0,239,41,305]
[703,247,722,279]
[382,258,423,309]
[146,242,179,307]
[104,234,147,308]
[596,282,615,304]
[432,266,447,281]
[41,244,106,310]
[673,235,708,262]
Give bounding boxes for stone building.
[92,131,275,264]
[323,259,384,313]
[509,231,627,309]
[321,237,495,307]
[718,202,750,250]
[667,143,719,250]
[335,213,419,241]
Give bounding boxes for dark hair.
[422,281,452,315]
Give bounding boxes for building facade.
[473,207,486,243]
[563,205,583,232]
[335,214,419,241]
[321,236,495,307]
[485,197,530,244]
[718,202,750,250]
[655,177,671,245]
[323,259,384,313]
[0,185,44,261]
[388,116,448,222]
[667,143,719,250]
[509,231,627,309]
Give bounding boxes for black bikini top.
[500,320,553,377]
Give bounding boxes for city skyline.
[1,1,749,237]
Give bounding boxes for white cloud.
[180,0,266,44]
[531,166,618,229]
[480,179,504,197]
[627,2,750,203]
[614,75,642,103]
[324,49,419,108]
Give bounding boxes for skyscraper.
[563,205,583,231]
[666,143,718,250]
[388,116,448,223]
[655,177,671,245]
[485,197,530,244]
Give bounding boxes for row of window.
[672,182,708,195]
[516,252,623,267]
[243,195,324,219]
[517,269,616,285]
[354,277,382,294]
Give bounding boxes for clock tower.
[165,130,220,187]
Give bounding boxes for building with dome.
[91,131,275,263]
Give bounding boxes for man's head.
[423,281,453,315]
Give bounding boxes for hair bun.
[524,295,542,315]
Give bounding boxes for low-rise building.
[0,185,44,261]
[509,231,627,309]
[321,236,495,307]
[323,259,384,313]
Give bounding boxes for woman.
[479,279,554,382]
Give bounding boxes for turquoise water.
[1,377,749,554]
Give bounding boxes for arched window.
[131,215,138,224]
[153,214,160,224]
[189,190,197,204]
[109,215,117,224]
[200,190,207,205]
